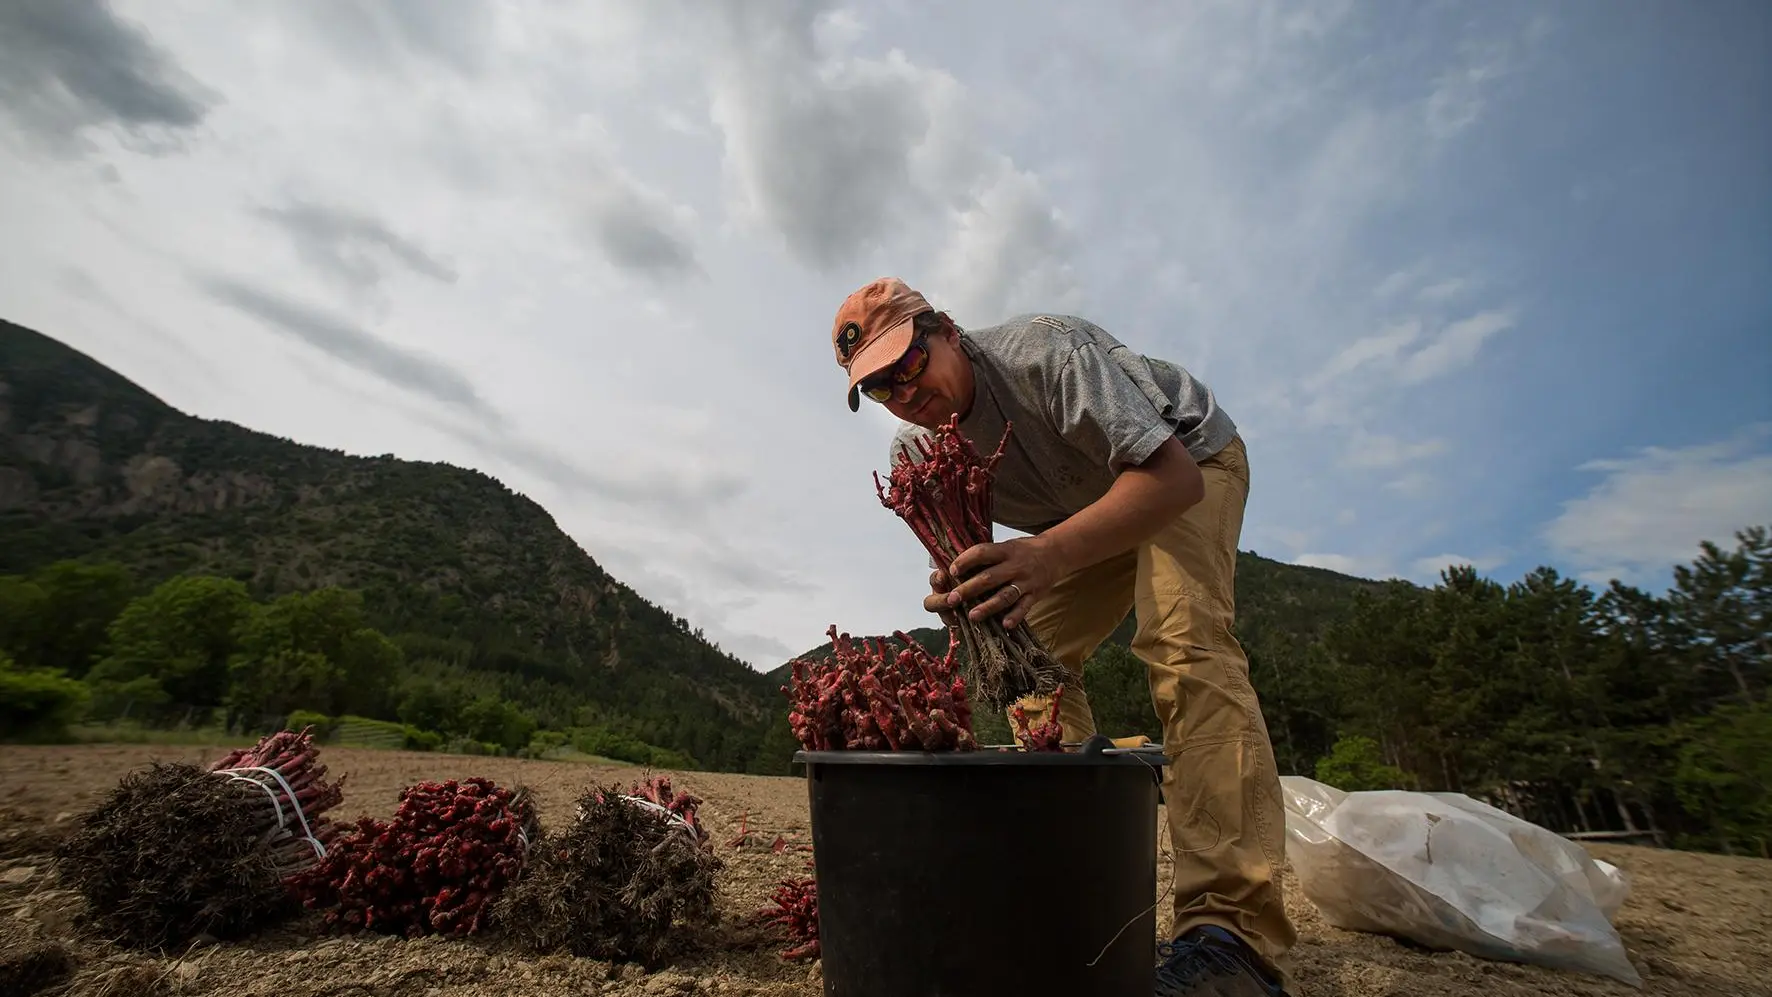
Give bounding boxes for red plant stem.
[754,876,819,961]
[873,416,1068,713]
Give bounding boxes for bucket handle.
[1079,734,1169,789]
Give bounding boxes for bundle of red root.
[289,777,536,938]
[784,625,976,752]
[875,415,1069,713]
[211,725,347,868]
[53,726,345,950]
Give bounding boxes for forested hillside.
[0,318,781,772]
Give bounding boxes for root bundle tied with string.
[289,776,536,938]
[52,726,344,950]
[875,414,1068,713]
[490,775,721,967]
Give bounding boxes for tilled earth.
[1,743,1767,996]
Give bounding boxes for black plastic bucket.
[798,735,1165,997]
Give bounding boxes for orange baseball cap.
[831,277,933,411]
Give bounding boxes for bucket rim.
[794,738,1169,768]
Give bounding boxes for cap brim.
[843,317,916,412]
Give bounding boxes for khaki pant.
[1007,435,1297,987]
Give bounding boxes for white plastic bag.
[1279,776,1642,986]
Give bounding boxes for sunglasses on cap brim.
[856,333,931,403]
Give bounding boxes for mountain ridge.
[1,317,780,770]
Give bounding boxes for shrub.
[403,726,443,752]
[1314,734,1410,792]
[0,652,90,741]
[286,710,333,735]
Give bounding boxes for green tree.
[226,587,404,725]
[458,696,537,752]
[228,649,343,725]
[1314,734,1410,792]
[396,677,469,734]
[0,574,47,665]
[1664,526,1770,707]
[86,574,253,724]
[0,561,135,675]
[1670,696,1772,856]
[746,710,803,775]
[1079,643,1164,743]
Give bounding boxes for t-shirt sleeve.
[1047,341,1177,472]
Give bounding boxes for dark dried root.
[52,762,299,951]
[490,780,722,968]
[0,942,76,996]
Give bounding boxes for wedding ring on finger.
[1004,582,1024,603]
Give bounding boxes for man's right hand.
[923,566,954,614]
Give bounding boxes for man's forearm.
[1035,436,1203,577]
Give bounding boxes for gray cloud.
[445,418,748,514]
[196,274,500,424]
[579,171,701,278]
[0,0,217,155]
[294,0,492,76]
[683,4,977,268]
[591,539,805,668]
[678,1,1080,316]
[263,327,750,519]
[58,265,217,376]
[255,199,458,292]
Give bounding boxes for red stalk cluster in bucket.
[784,625,976,752]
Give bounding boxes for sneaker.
[1154,925,1289,996]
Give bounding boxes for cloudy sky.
[2,0,1767,669]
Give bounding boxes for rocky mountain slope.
[0,317,780,769]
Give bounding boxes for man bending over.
[826,276,1298,997]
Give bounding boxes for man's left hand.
[944,536,1064,629]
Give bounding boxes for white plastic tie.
[618,795,700,841]
[214,764,328,860]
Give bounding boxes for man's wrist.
[1030,530,1084,582]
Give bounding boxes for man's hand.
[920,436,1206,629]
[922,565,956,614]
[940,537,1065,629]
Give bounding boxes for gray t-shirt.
[888,313,1237,535]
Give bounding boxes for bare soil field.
[1,743,1767,996]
